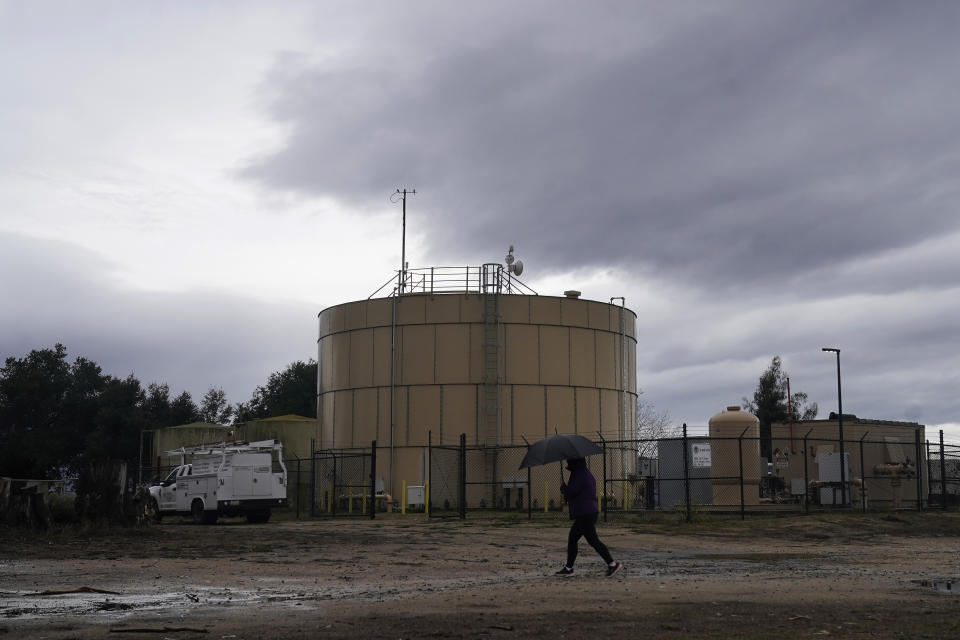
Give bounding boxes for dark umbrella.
[518,434,603,469]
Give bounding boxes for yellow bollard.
[425,481,430,516]
[402,480,407,515]
[544,481,549,512]
[363,494,367,514]
[348,489,353,514]
[326,489,331,514]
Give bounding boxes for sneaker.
[605,562,623,577]
[555,566,574,577]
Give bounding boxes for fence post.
[803,429,812,516]
[940,430,947,511]
[402,480,407,515]
[296,457,301,520]
[428,430,432,518]
[602,437,608,523]
[682,423,691,524]
[914,428,923,511]
[527,466,532,521]
[859,433,868,512]
[332,454,338,517]
[460,433,466,520]
[370,440,377,520]
[738,428,746,521]
[310,438,316,518]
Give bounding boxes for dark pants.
[566,513,613,567]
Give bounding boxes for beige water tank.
[317,289,637,496]
[708,406,762,506]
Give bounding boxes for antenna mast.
[393,188,416,293]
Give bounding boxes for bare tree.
[636,393,678,462]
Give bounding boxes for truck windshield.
[164,469,178,484]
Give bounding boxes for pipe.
[389,286,398,499]
[609,296,625,443]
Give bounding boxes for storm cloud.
[2,2,958,434]
[242,1,960,294]
[0,232,317,403]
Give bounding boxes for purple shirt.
[561,466,599,518]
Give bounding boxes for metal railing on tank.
[368,265,537,299]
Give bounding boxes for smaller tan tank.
[708,406,762,506]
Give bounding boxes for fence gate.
[312,441,377,518]
[429,432,465,518]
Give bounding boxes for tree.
[199,386,234,424]
[0,343,240,479]
[636,393,678,462]
[170,390,201,425]
[83,374,148,463]
[742,356,818,458]
[239,360,317,420]
[144,382,172,426]
[0,345,153,478]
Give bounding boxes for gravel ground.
[2,512,959,638]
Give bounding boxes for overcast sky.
[2,1,958,440]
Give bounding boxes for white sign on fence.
[691,443,712,468]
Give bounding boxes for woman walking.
[556,457,623,577]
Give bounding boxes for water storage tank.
[316,265,638,497]
[708,406,762,506]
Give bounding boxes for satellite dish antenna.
[505,244,525,276]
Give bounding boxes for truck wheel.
[191,499,207,525]
[246,510,271,524]
[146,498,162,524]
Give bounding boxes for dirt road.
[2,512,959,638]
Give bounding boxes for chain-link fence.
[461,443,568,518]
[411,428,947,522]
[927,435,960,508]
[311,445,378,518]
[428,432,464,518]
[135,429,960,522]
[598,427,928,520]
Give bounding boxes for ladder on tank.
[480,264,503,447]
[481,264,503,508]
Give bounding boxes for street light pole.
[822,347,845,505]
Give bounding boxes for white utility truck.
[147,439,287,524]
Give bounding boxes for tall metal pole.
[822,347,845,505]
[394,188,416,293]
[940,430,947,511]
[787,377,795,453]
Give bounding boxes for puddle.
[914,579,957,594]
[0,587,272,620]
